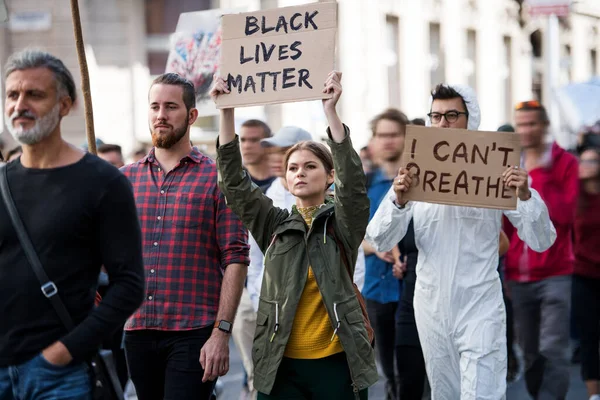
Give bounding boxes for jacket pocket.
[269,236,303,256]
[252,310,269,366]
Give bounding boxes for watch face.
[219,320,232,332]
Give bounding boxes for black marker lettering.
[261,16,275,33]
[298,69,312,88]
[290,13,303,30]
[240,46,253,64]
[269,71,282,90]
[305,11,319,29]
[257,71,269,92]
[278,44,289,60]
[245,16,259,35]
[290,41,303,60]
[244,75,256,93]
[275,15,288,33]
[282,68,296,89]
[227,74,243,94]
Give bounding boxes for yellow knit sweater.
[284,205,344,359]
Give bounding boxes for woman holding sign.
[210,72,378,400]
[366,84,556,399]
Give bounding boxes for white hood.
[426,84,481,131]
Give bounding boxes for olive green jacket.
[216,126,378,397]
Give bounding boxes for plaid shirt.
[122,147,249,331]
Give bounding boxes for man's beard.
[150,117,188,149]
[6,103,61,145]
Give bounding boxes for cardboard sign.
[216,2,337,109]
[402,126,522,210]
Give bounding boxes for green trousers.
[257,352,369,400]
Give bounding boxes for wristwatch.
[216,320,233,334]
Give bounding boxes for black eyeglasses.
[427,110,469,124]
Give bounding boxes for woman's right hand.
[209,75,230,103]
[393,167,413,206]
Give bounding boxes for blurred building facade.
[0,0,599,157]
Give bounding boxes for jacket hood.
[426,84,481,131]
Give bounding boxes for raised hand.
[502,165,531,201]
[209,75,230,103]
[393,167,414,206]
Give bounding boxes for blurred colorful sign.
[526,0,571,17]
[165,9,239,116]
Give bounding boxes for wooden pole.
[70,0,96,154]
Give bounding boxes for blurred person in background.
[5,146,22,162]
[572,133,600,400]
[240,119,276,191]
[130,146,149,163]
[360,145,373,174]
[410,118,425,126]
[234,118,275,400]
[504,100,579,400]
[97,143,124,168]
[497,123,520,382]
[362,108,409,400]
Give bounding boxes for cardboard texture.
[216,2,337,109]
[402,126,522,210]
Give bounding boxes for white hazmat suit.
[365,85,557,399]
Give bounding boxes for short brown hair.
[370,108,409,136]
[151,73,196,112]
[241,119,272,138]
[284,141,334,188]
[97,143,123,156]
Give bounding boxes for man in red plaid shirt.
[122,73,250,400]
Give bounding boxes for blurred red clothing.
[574,192,600,279]
[504,142,579,282]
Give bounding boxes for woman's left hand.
[322,71,342,113]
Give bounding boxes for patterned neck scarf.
[297,204,325,227]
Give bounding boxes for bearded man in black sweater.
[0,50,144,399]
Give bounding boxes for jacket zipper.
[269,301,279,342]
[310,219,361,397]
[330,302,341,342]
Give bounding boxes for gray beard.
[6,103,61,145]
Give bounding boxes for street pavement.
[216,339,588,400]
[124,338,588,399]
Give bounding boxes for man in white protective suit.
[365,84,557,399]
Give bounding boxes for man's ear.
[59,96,73,118]
[188,108,199,126]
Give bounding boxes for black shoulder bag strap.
[0,164,75,331]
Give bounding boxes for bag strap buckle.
[41,282,58,298]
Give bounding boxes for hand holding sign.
[210,75,231,104]
[322,71,342,113]
[393,167,414,207]
[502,166,532,201]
